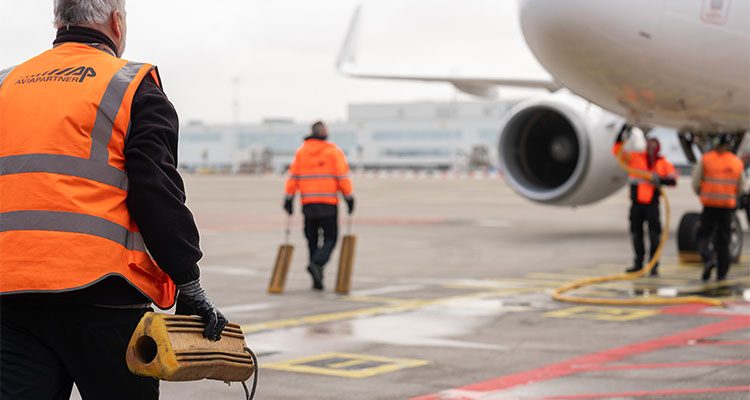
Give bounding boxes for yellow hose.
[552,140,725,307]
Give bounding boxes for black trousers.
[697,206,734,278]
[629,202,661,269]
[0,295,158,400]
[304,214,338,268]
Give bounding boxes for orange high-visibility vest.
[0,43,176,308]
[285,138,353,205]
[700,150,743,208]
[613,143,675,204]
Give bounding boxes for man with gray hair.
[0,1,226,398]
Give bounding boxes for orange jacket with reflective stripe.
[612,142,676,204]
[0,43,176,308]
[285,138,353,205]
[700,150,743,208]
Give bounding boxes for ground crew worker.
[693,134,747,281]
[613,129,677,275]
[284,121,355,290]
[0,1,227,398]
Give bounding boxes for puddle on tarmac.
[247,294,551,360]
[591,281,748,299]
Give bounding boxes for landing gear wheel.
[677,212,701,263]
[677,211,742,264]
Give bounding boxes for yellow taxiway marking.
[545,306,659,322]
[340,296,411,304]
[263,352,428,378]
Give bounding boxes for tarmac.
[76,174,750,399]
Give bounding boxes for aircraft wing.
[336,6,562,98]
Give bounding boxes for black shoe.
[307,264,323,290]
[625,266,643,273]
[649,268,659,276]
[701,261,716,281]
[716,274,727,281]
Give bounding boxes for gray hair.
[54,0,125,27]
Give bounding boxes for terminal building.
[178,100,690,174]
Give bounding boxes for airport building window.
[381,148,451,158]
[372,130,461,141]
[181,133,222,142]
[479,130,500,143]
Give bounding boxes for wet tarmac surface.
[68,175,750,399]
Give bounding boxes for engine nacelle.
[498,91,628,206]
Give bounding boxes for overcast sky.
[1,1,549,125]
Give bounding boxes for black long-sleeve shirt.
[39,27,201,305]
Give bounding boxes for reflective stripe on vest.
[0,153,128,190]
[290,174,337,180]
[290,174,350,180]
[301,192,339,199]
[90,62,144,161]
[0,210,146,252]
[704,177,738,185]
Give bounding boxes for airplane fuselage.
[520,0,749,134]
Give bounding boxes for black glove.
[650,173,662,189]
[345,195,355,215]
[283,197,293,215]
[175,279,228,341]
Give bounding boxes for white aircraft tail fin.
[336,5,362,74]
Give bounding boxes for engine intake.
[499,92,627,206]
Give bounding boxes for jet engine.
[498,91,628,206]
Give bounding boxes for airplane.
[337,0,750,262]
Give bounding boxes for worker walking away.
[284,121,354,290]
[693,134,747,281]
[0,1,227,399]
[613,128,677,275]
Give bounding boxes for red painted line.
[594,359,750,371]
[411,316,749,400]
[688,339,750,347]
[464,317,747,392]
[660,302,750,318]
[658,303,710,315]
[534,385,750,399]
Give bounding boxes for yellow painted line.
[545,306,659,322]
[263,352,428,378]
[341,296,410,304]
[441,285,535,294]
[241,289,519,333]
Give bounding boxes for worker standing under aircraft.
[0,1,227,398]
[693,134,747,281]
[284,121,355,290]
[613,128,677,275]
